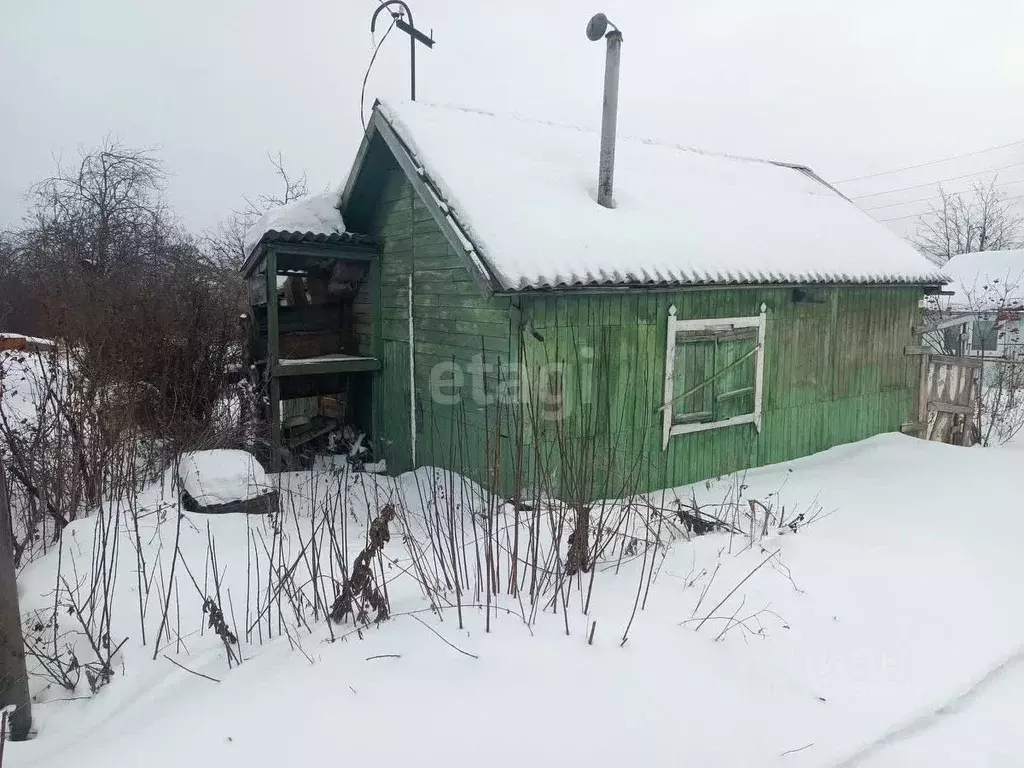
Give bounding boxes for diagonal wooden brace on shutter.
[661,303,768,449]
[656,343,759,414]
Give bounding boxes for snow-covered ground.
[8,434,1024,767]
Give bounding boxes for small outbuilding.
[0,333,56,354]
[244,100,947,500]
[924,248,1024,358]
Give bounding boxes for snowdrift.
[10,435,1024,767]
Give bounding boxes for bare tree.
[205,151,309,268]
[0,454,31,741]
[9,138,244,389]
[0,234,16,332]
[2,140,248,563]
[26,138,168,275]
[913,178,1024,264]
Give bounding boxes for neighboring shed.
[246,100,948,499]
[925,249,1024,358]
[0,334,56,354]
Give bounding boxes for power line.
[851,160,1024,200]
[360,16,398,130]
[862,177,1024,212]
[878,192,1024,223]
[835,139,1024,184]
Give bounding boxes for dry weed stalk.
[330,504,396,624]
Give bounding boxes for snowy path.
[842,646,1024,767]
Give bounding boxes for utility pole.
[0,456,31,741]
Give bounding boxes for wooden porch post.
[266,247,282,473]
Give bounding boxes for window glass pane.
[942,326,962,355]
[973,320,998,352]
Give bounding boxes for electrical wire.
[851,160,1024,200]
[835,139,1024,184]
[877,192,1024,223]
[862,177,1024,212]
[360,16,399,130]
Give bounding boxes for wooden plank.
[961,371,977,446]
[930,353,983,368]
[928,400,974,415]
[413,330,510,354]
[914,315,979,336]
[265,247,282,472]
[269,378,282,472]
[917,352,930,429]
[370,256,384,444]
[284,415,342,449]
[273,357,381,377]
[255,305,341,334]
[413,305,510,325]
[272,242,376,261]
[266,247,279,366]
[901,421,927,434]
[416,317,509,339]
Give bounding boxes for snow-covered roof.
[0,332,55,349]
[243,191,346,259]
[372,101,947,291]
[939,249,1024,311]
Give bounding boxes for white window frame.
[661,303,768,450]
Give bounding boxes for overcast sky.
[2,0,1023,240]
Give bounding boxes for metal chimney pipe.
[587,14,622,208]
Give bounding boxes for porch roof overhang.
[240,231,378,278]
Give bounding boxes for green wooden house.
[243,100,947,501]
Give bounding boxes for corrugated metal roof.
[240,230,377,276]
[259,230,377,248]
[374,101,948,292]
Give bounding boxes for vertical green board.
[369,171,516,489]
[517,286,922,500]
[364,163,923,499]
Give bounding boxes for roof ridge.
[364,99,947,291]
[376,99,811,174]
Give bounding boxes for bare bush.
[1,140,249,566]
[205,151,309,268]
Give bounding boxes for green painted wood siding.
[516,287,922,501]
[371,171,515,484]
[366,165,922,501]
[351,270,375,356]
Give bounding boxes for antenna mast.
[370,1,435,101]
